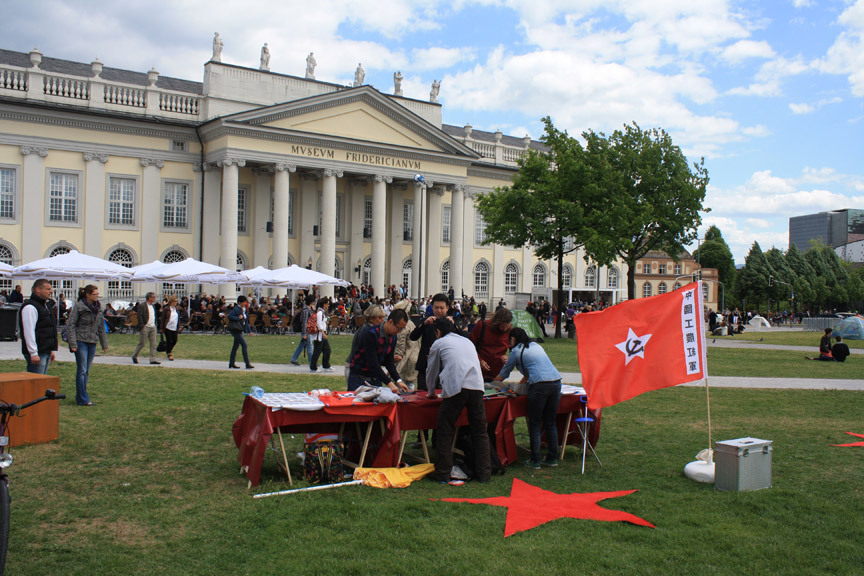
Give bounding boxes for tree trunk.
[627,257,637,300]
[555,248,564,339]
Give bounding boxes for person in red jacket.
[468,307,513,382]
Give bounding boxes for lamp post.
[306,256,313,270]
[354,258,362,280]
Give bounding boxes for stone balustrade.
[456,136,531,167]
[0,64,200,120]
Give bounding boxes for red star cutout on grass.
[435,478,654,537]
[830,432,864,447]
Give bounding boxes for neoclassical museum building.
[0,42,632,305]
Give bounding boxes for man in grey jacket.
[132,292,160,365]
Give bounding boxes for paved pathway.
[1,339,861,392]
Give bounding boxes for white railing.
[470,141,495,158]
[0,68,27,91]
[44,74,89,100]
[104,84,145,107]
[502,146,523,162]
[159,91,199,115]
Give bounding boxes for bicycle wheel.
[0,477,9,576]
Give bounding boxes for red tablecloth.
[232,392,602,486]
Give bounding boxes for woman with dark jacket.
[160,294,181,361]
[67,285,108,406]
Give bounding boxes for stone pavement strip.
[1,340,861,392]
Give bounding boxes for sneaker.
[524,459,541,470]
[542,458,559,467]
[310,368,319,373]
[290,360,300,366]
[131,356,138,364]
[320,367,335,372]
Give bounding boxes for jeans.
[25,352,52,374]
[163,329,178,355]
[73,342,96,405]
[435,389,491,482]
[310,338,331,370]
[229,330,250,366]
[290,336,313,363]
[133,325,158,361]
[526,380,562,464]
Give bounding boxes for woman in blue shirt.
[494,327,562,469]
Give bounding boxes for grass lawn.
[101,332,863,380]
[711,330,864,349]
[3,359,862,575]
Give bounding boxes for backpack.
[292,311,303,333]
[306,310,319,335]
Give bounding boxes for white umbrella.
[0,262,12,276]
[12,250,133,280]
[131,258,245,285]
[239,266,272,286]
[241,265,348,288]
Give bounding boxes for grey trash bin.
[0,303,22,341]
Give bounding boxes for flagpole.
[705,376,713,463]
[697,279,713,463]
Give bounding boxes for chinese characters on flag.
[574,282,707,411]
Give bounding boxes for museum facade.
[0,45,628,304]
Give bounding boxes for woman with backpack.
[493,327,562,469]
[309,297,334,372]
[66,284,108,406]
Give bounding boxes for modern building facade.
[789,209,864,263]
[0,44,628,304]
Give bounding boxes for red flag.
[574,282,707,410]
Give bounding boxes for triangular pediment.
[221,87,477,157]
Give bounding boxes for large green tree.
[692,225,736,302]
[475,117,611,338]
[736,242,774,310]
[583,123,709,300]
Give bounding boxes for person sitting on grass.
[806,328,834,361]
[832,335,850,363]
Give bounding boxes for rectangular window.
[674,264,682,275]
[49,172,78,222]
[563,236,575,251]
[403,203,414,241]
[642,263,650,274]
[659,264,666,275]
[0,168,15,220]
[364,199,373,239]
[163,182,188,228]
[171,140,186,152]
[108,177,136,226]
[442,205,451,243]
[237,187,247,233]
[475,213,488,245]
[505,271,517,294]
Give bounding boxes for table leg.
[559,412,573,460]
[358,419,376,468]
[398,430,408,464]
[275,427,293,487]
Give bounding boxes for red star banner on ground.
[830,432,864,447]
[574,281,707,411]
[435,478,654,537]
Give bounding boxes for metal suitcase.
[715,437,772,492]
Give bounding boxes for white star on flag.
[615,328,653,366]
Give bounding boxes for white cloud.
[727,56,810,97]
[721,40,775,64]
[411,47,475,71]
[816,0,864,96]
[790,102,815,114]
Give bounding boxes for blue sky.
[6,0,864,263]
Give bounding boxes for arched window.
[532,264,545,287]
[161,250,187,299]
[48,245,75,296]
[673,282,682,291]
[474,262,489,298]
[362,256,372,286]
[642,283,653,298]
[504,263,518,294]
[440,260,450,293]
[107,248,134,300]
[585,266,596,288]
[562,264,573,289]
[0,244,13,292]
[658,282,668,295]
[234,253,247,294]
[402,258,412,289]
[608,268,619,289]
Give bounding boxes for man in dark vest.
[20,279,58,374]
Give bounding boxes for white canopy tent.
[11,250,133,280]
[0,262,12,276]
[130,258,246,285]
[240,265,349,289]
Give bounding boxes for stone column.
[83,153,108,256]
[462,190,476,296]
[272,163,295,269]
[201,163,221,266]
[139,158,164,266]
[372,175,390,296]
[426,185,444,300]
[412,181,424,298]
[319,168,341,298]
[218,158,245,299]
[192,162,204,260]
[449,184,464,298]
[20,146,47,264]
